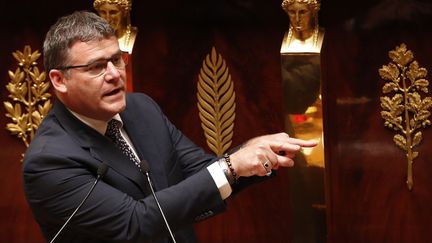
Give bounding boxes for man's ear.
[49,69,67,93]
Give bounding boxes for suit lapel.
[121,105,169,191]
[52,100,150,195]
[89,137,150,195]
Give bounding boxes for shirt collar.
[68,110,123,135]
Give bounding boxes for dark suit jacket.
[23,93,228,243]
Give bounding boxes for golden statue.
[94,0,137,91]
[280,1,326,241]
[94,0,137,54]
[281,0,324,53]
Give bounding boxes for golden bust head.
[94,0,132,31]
[281,0,320,41]
[281,0,320,13]
[93,0,132,13]
[93,0,137,53]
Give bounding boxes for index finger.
[287,137,318,148]
[270,138,318,156]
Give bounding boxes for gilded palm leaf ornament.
[197,47,236,156]
[3,45,52,148]
[379,43,432,191]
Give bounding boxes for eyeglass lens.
[86,55,127,77]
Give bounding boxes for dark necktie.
[105,119,141,169]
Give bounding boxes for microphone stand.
[50,164,109,243]
[140,160,177,243]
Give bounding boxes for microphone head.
[97,164,109,177]
[140,160,150,173]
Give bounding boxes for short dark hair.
[43,11,116,72]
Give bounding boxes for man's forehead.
[68,37,120,61]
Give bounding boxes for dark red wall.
[321,9,432,243]
[1,0,432,242]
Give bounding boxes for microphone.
[140,160,177,243]
[50,163,109,243]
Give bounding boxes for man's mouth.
[104,87,123,97]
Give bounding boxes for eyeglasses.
[55,53,128,77]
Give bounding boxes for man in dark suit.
[22,11,317,242]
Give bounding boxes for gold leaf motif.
[3,45,52,149]
[382,82,399,93]
[379,63,400,82]
[379,43,432,191]
[393,134,406,151]
[197,47,236,156]
[388,43,413,66]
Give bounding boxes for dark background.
[1,0,432,242]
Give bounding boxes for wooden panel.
[1,1,290,242]
[0,16,49,243]
[133,4,293,241]
[0,136,44,242]
[5,1,432,243]
[322,15,432,243]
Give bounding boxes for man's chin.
[102,96,126,111]
[110,101,126,113]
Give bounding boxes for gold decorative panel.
[197,47,236,156]
[3,45,52,148]
[379,43,432,191]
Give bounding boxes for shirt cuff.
[207,162,232,200]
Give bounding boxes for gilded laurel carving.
[379,43,432,191]
[197,47,236,156]
[3,45,52,148]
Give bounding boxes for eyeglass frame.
[54,51,128,77]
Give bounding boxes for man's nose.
[104,61,121,80]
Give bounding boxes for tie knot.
[104,119,142,169]
[106,119,122,137]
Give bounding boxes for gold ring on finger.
[262,159,271,172]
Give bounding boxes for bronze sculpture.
[94,0,137,54]
[281,0,324,53]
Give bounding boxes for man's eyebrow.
[85,50,123,64]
